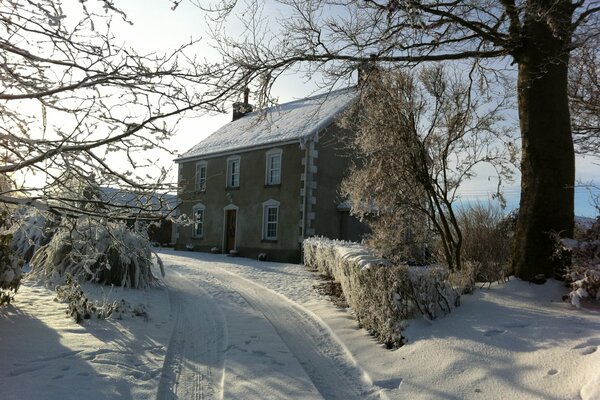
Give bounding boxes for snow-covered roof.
[100,187,178,214]
[176,87,357,162]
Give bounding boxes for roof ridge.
[176,86,357,162]
[242,86,357,117]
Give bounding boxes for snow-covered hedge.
[30,218,162,289]
[561,217,600,307]
[304,237,456,347]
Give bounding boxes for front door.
[225,209,237,252]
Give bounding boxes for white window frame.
[226,156,241,188]
[262,199,280,240]
[265,148,282,185]
[195,161,207,192]
[192,203,205,238]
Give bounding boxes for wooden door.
[225,210,237,252]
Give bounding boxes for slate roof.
[175,87,356,162]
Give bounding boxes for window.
[192,203,205,238]
[227,156,240,188]
[195,161,207,192]
[265,149,282,185]
[262,199,280,240]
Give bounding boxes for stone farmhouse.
[174,87,368,262]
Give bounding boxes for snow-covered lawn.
[1,249,599,399]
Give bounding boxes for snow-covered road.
[157,253,379,400]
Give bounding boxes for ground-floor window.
[192,203,205,238]
[262,199,280,240]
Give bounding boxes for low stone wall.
[303,237,456,347]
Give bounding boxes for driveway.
[155,252,379,400]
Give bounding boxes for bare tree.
[0,0,259,291]
[569,35,600,154]
[205,0,600,281]
[341,66,515,272]
[0,0,252,221]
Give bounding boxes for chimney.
[232,87,253,121]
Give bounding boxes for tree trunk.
[512,0,575,280]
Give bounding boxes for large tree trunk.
[512,0,575,280]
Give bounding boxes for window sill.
[226,186,240,190]
[261,239,278,243]
[264,183,281,188]
[191,236,204,240]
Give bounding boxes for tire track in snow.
[204,266,378,400]
[156,271,227,400]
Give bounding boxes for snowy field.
[1,249,599,400]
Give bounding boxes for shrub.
[304,237,457,347]
[457,203,513,288]
[30,217,162,289]
[8,208,55,262]
[0,233,21,305]
[361,212,434,266]
[561,217,600,307]
[55,274,150,323]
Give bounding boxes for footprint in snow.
[580,346,597,355]
[572,339,600,355]
[374,378,403,390]
[547,369,559,376]
[483,328,507,337]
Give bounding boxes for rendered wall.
[176,142,305,262]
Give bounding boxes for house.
[174,87,369,262]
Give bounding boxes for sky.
[63,0,600,217]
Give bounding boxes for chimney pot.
[232,87,253,121]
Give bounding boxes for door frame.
[222,204,239,253]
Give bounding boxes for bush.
[304,237,457,348]
[0,233,21,305]
[30,217,162,289]
[8,208,55,262]
[55,274,150,323]
[457,203,513,288]
[561,217,600,307]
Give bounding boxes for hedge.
[304,237,456,347]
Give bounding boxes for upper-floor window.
[192,203,205,238]
[195,161,207,192]
[262,199,280,240]
[265,149,282,185]
[227,156,241,188]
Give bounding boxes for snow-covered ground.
[1,249,599,399]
